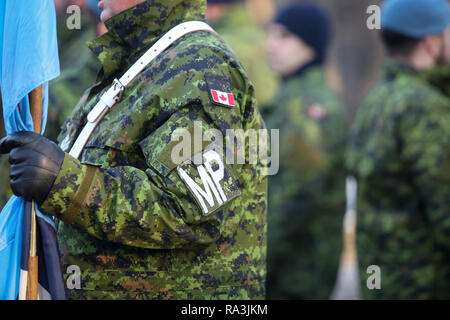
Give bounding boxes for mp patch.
[177,149,241,216]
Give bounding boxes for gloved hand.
[0,131,65,205]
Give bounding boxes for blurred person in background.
[0,0,103,209]
[264,2,347,300]
[347,0,450,299]
[54,0,96,70]
[47,0,105,141]
[206,0,278,107]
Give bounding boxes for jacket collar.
[87,0,206,80]
[382,58,418,81]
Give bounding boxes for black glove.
[0,131,65,205]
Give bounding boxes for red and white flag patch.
[210,89,235,108]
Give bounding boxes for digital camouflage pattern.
[38,0,268,300]
[208,2,278,108]
[263,66,346,299]
[422,64,450,98]
[347,60,450,299]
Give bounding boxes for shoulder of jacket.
[148,30,251,92]
[366,73,445,109]
[165,30,243,69]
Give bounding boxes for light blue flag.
[0,0,61,300]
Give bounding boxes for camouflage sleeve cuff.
[39,153,95,223]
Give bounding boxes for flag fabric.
[0,0,65,300]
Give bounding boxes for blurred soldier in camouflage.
[264,3,346,299]
[47,0,105,142]
[206,0,278,107]
[0,0,267,299]
[347,0,450,299]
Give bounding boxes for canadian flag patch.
[210,89,235,108]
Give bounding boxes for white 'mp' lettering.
[203,150,227,203]
[178,150,226,215]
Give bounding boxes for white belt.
[67,21,216,159]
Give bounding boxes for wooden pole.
[25,205,39,300]
[29,85,43,134]
[25,85,42,300]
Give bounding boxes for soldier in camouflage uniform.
[347,0,450,299]
[0,0,268,299]
[263,4,346,299]
[206,0,278,107]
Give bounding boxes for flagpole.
[25,85,42,300]
[29,85,42,134]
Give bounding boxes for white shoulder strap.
[67,21,215,159]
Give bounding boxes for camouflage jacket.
[48,8,100,142]
[263,66,347,299]
[347,60,450,299]
[39,0,268,300]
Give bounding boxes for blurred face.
[420,29,450,69]
[97,0,146,22]
[266,23,316,77]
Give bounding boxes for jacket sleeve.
[40,108,244,249]
[39,62,251,249]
